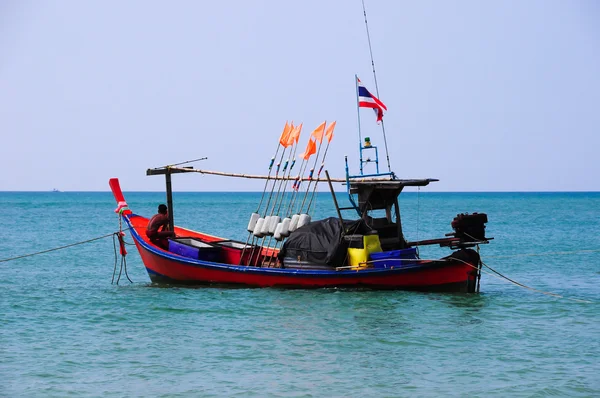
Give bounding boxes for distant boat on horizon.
[52,188,61,192]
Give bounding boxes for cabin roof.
[347,178,438,188]
[348,178,439,211]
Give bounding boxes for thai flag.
[357,77,387,123]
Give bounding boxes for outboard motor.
[448,213,489,248]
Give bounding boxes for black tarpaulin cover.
[278,217,373,265]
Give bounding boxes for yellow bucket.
[347,234,382,269]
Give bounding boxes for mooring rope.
[485,248,600,259]
[111,234,119,283]
[111,233,133,285]
[462,231,600,260]
[0,230,131,263]
[449,255,593,304]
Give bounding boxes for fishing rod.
[265,123,332,265]
[247,149,288,264]
[263,134,302,253]
[298,121,337,215]
[264,123,302,229]
[287,152,309,217]
[240,122,290,264]
[265,125,327,265]
[306,122,336,214]
[286,134,319,231]
[260,149,295,253]
[286,123,322,221]
[247,122,290,231]
[256,124,300,238]
[265,161,309,266]
[247,123,300,265]
[297,123,326,214]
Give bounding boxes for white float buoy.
[268,215,281,234]
[280,217,292,237]
[247,212,260,233]
[253,218,266,237]
[261,216,271,235]
[297,213,311,229]
[274,222,284,241]
[289,214,300,232]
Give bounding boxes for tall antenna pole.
[355,75,364,175]
[361,0,392,174]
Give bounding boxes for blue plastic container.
[168,238,221,262]
[369,247,418,269]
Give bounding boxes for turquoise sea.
[2,191,599,397]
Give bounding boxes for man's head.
[158,204,168,214]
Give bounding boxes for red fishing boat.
[109,156,491,292]
[107,2,493,291]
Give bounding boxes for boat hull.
[124,215,481,292]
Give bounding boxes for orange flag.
[310,121,326,144]
[325,121,336,143]
[301,137,317,160]
[286,122,303,146]
[279,122,292,147]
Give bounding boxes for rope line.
[165,157,208,168]
[462,232,600,259]
[485,248,600,259]
[0,229,131,263]
[111,233,119,284]
[449,255,593,304]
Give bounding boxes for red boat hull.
[123,214,481,292]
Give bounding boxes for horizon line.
[2,190,600,194]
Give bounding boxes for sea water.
[1,191,599,397]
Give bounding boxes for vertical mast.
[165,168,174,231]
[361,0,392,174]
[355,74,364,175]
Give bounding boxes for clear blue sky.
[1,0,598,192]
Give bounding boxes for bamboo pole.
[167,167,412,183]
[154,167,436,186]
[168,167,347,182]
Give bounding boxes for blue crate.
[369,247,418,269]
[168,238,221,262]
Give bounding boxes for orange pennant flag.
[310,121,326,144]
[279,122,292,147]
[301,137,317,160]
[286,122,303,146]
[325,121,336,143]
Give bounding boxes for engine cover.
[451,213,488,242]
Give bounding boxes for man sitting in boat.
[146,204,175,249]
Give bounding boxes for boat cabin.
[345,179,437,251]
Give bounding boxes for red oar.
[109,178,132,215]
